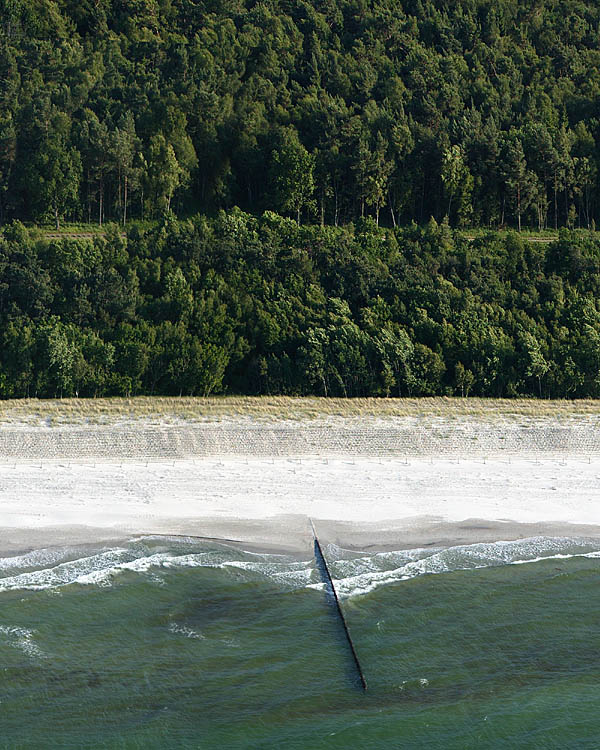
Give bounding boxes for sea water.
[1,535,600,749]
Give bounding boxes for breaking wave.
[0,540,315,593]
[0,625,46,660]
[0,535,599,599]
[327,537,600,598]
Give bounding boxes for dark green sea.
[2,535,600,749]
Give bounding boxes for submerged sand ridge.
[2,411,600,553]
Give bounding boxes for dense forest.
[2,0,600,229]
[2,216,600,399]
[4,2,600,399]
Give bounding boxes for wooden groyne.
[310,519,367,691]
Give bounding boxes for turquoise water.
[2,535,600,749]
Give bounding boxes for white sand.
[2,455,600,552]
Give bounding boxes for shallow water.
[1,535,600,749]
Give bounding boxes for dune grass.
[1,396,600,426]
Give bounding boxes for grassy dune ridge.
[2,396,600,426]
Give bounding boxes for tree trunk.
[320,189,324,226]
[54,203,60,230]
[334,184,339,226]
[124,174,128,225]
[87,169,91,224]
[117,167,122,222]
[388,190,396,227]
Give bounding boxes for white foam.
[512,549,600,565]
[330,537,600,598]
[1,536,598,598]
[0,544,313,592]
[222,559,315,588]
[0,548,130,591]
[0,547,74,573]
[0,625,46,659]
[168,623,205,640]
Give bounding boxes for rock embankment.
[1,419,599,462]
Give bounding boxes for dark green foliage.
[2,214,600,398]
[3,1,600,228]
[5,3,600,398]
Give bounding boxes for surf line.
[137,532,246,544]
[310,518,367,691]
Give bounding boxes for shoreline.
[3,412,600,560]
[4,515,600,560]
[2,452,600,558]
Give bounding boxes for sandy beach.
[2,399,600,555]
[3,448,600,555]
